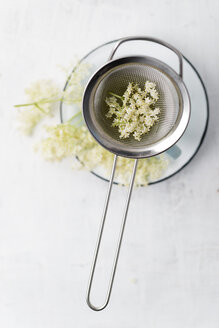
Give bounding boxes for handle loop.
[109,36,183,78]
[87,156,138,311]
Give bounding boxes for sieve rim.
[83,56,191,159]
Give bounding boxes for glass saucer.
[60,39,209,185]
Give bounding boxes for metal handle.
[109,36,183,78]
[87,155,138,311]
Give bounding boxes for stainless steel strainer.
[83,37,190,311]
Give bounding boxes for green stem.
[77,117,83,124]
[14,97,62,108]
[109,92,124,101]
[34,103,47,114]
[67,111,81,122]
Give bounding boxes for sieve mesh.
[92,63,181,148]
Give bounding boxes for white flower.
[105,81,161,141]
[16,79,60,135]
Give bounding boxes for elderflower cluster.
[106,81,160,141]
[16,79,60,135]
[15,62,89,135]
[38,122,169,186]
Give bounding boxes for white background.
[0,0,219,327]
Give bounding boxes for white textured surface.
[0,0,219,327]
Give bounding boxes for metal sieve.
[83,37,191,311]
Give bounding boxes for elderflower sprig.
[15,79,61,135]
[106,81,160,141]
[37,121,168,186]
[14,62,89,135]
